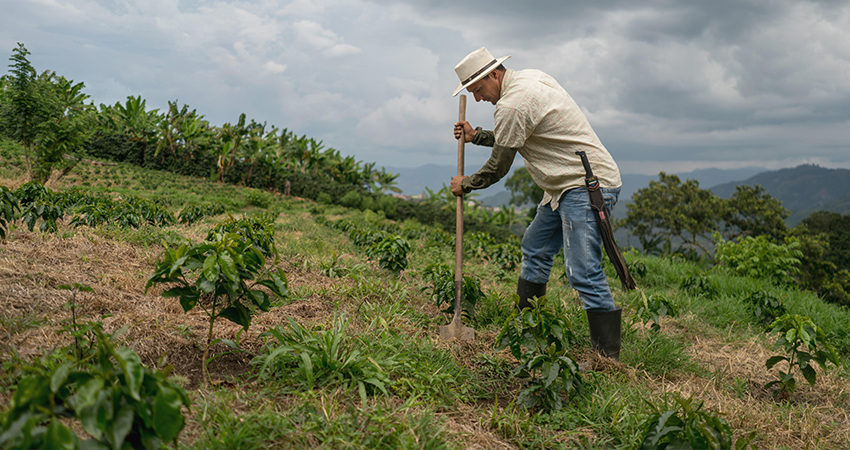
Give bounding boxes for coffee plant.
[177,203,226,225]
[679,272,717,299]
[366,234,410,274]
[744,290,786,328]
[146,219,289,384]
[639,392,756,450]
[489,240,521,272]
[0,328,191,450]
[714,232,803,286]
[495,295,582,412]
[631,291,678,332]
[205,211,279,259]
[421,263,485,318]
[0,185,19,239]
[20,198,64,232]
[765,314,839,400]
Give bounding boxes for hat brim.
[452,55,511,97]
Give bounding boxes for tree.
[0,43,40,150]
[505,166,543,207]
[31,73,94,183]
[1,43,94,183]
[723,185,788,241]
[622,173,723,257]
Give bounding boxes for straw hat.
[452,47,511,97]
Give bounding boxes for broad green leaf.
[75,377,105,410]
[50,362,73,393]
[197,276,216,294]
[44,420,75,450]
[203,253,219,282]
[546,361,560,388]
[248,289,270,310]
[11,375,50,411]
[218,303,251,330]
[218,252,238,281]
[106,404,134,450]
[153,386,186,442]
[114,348,144,401]
[79,388,109,440]
[801,365,817,385]
[765,355,786,369]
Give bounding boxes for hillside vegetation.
[1,140,850,450]
[710,164,850,225]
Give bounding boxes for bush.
[316,192,332,204]
[495,295,582,412]
[245,189,273,208]
[639,392,755,449]
[744,290,786,328]
[377,195,398,219]
[0,329,191,450]
[339,191,362,209]
[714,232,803,285]
[421,263,485,319]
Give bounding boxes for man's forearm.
[460,144,517,193]
[471,127,495,147]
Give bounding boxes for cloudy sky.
[3,0,849,175]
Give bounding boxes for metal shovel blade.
[440,282,475,341]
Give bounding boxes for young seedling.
[765,314,839,400]
[146,217,288,386]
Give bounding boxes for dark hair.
[494,64,506,72]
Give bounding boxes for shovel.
[440,95,475,342]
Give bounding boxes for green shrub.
[377,195,398,219]
[495,295,582,412]
[714,232,802,285]
[316,192,332,204]
[366,234,410,274]
[765,314,839,400]
[679,272,718,299]
[639,392,756,449]
[630,291,678,332]
[421,263,484,319]
[0,329,190,450]
[146,225,289,385]
[744,290,786,328]
[360,195,375,212]
[0,186,19,239]
[245,188,273,208]
[339,191,362,208]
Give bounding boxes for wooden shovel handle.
[455,95,466,321]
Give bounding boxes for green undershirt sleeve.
[460,128,518,193]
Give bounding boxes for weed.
[254,316,391,406]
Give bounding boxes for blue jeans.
[520,187,620,311]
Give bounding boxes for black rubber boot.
[586,308,622,360]
[516,277,546,311]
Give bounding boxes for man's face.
[467,72,501,105]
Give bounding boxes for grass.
[1,143,850,449]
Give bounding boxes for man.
[450,47,624,359]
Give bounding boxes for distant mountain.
[710,164,850,225]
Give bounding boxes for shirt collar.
[499,68,516,102]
